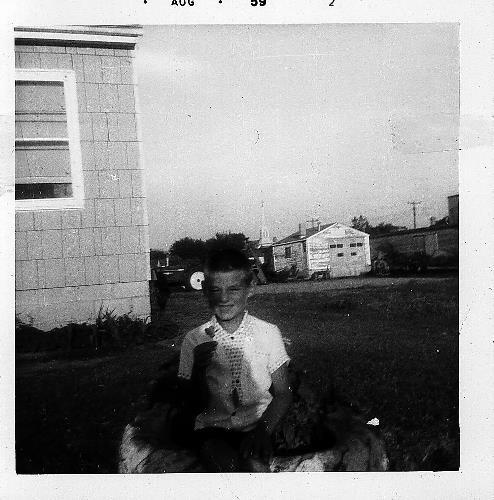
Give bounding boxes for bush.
[15,307,175,358]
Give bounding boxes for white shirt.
[178,312,290,431]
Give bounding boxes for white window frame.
[15,68,84,211]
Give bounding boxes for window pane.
[15,81,65,113]
[14,71,81,207]
[16,183,72,200]
[15,81,67,139]
[15,150,31,179]
[15,144,71,180]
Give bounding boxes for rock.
[119,421,388,472]
[119,424,202,473]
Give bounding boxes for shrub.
[15,307,175,358]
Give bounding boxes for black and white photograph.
[3,1,494,498]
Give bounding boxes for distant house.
[270,222,371,279]
[369,194,459,263]
[14,26,151,330]
[370,225,459,262]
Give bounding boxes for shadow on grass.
[16,277,458,473]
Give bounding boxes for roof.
[273,223,335,246]
[15,26,142,48]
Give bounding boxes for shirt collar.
[210,310,250,337]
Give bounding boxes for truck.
[151,244,268,294]
[151,262,205,291]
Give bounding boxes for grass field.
[16,276,459,473]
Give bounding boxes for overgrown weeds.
[16,307,177,360]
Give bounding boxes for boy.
[178,248,293,472]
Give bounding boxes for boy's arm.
[259,361,293,434]
[240,361,293,461]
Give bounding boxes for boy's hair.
[203,248,253,285]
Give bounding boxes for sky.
[135,24,459,250]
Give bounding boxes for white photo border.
[2,1,493,498]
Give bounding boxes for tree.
[169,237,206,262]
[371,222,407,235]
[205,232,247,253]
[351,215,371,233]
[150,248,167,267]
[168,232,248,263]
[351,216,407,235]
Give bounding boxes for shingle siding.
[15,36,150,330]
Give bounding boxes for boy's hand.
[239,424,273,463]
[192,341,217,372]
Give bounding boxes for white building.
[15,26,151,330]
[271,222,371,279]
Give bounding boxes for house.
[370,225,459,262]
[369,194,459,264]
[14,26,151,330]
[270,222,371,279]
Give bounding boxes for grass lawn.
[16,276,459,473]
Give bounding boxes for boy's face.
[204,270,251,323]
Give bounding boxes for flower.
[205,325,216,338]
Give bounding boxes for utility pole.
[408,201,422,229]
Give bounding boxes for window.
[337,253,344,257]
[336,244,343,248]
[330,244,336,249]
[357,242,363,247]
[349,243,357,247]
[285,246,292,258]
[351,252,357,256]
[15,69,83,210]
